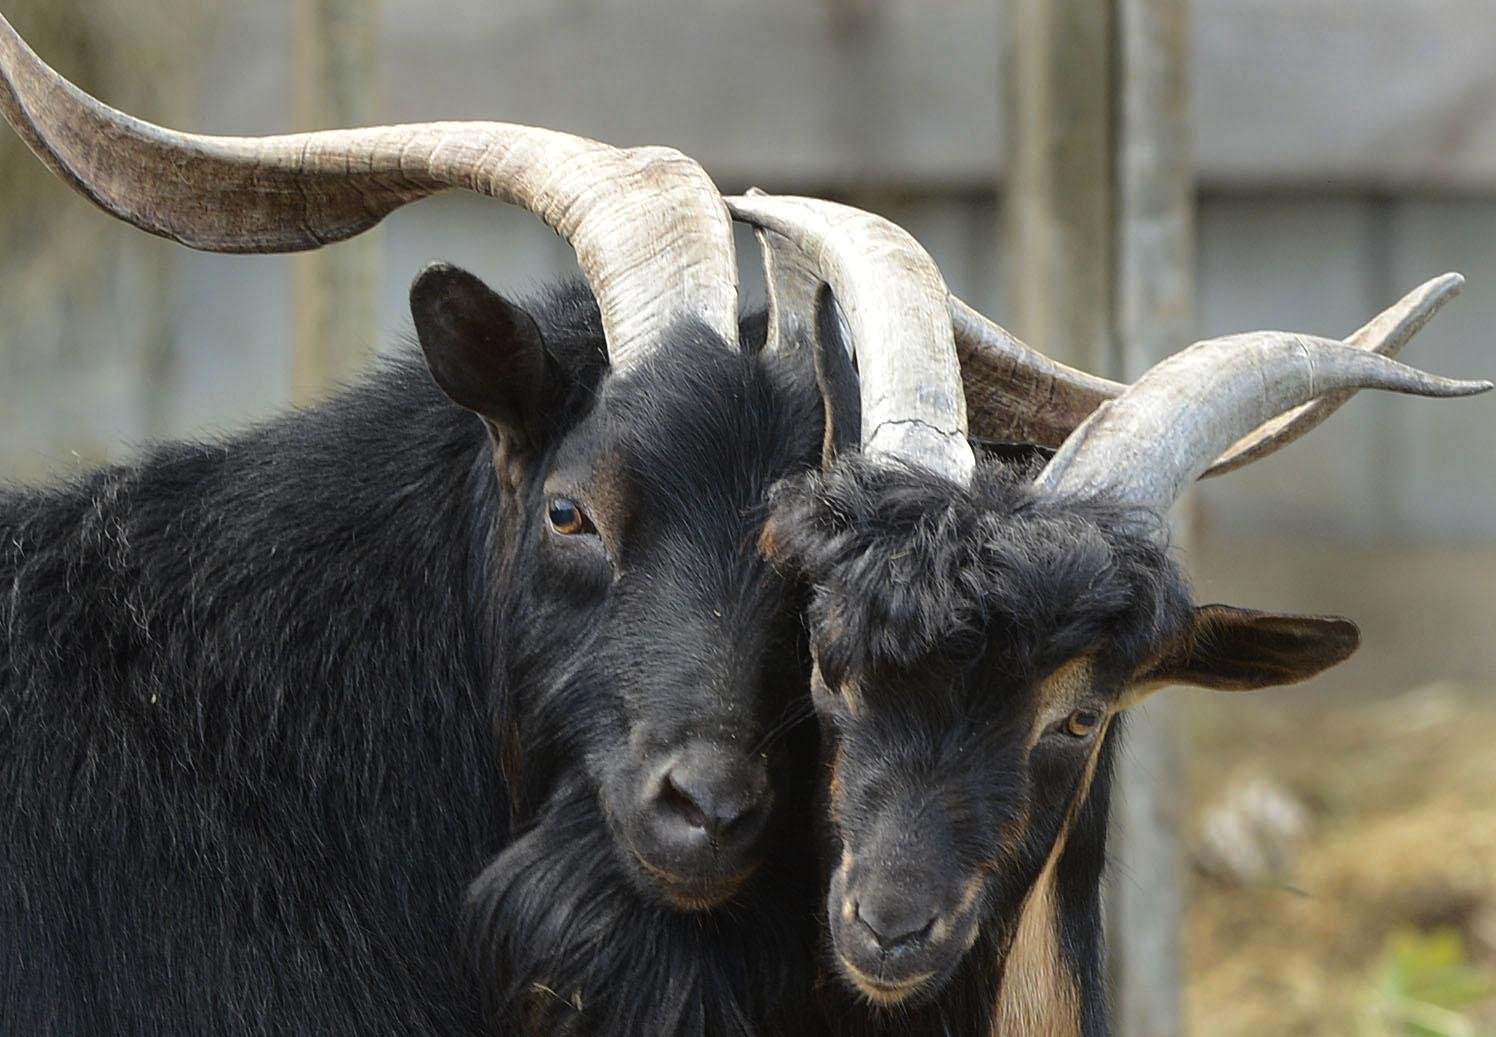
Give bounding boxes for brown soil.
[1182,682,1496,1036]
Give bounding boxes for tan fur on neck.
[991,722,1109,1035]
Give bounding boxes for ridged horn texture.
[950,296,1124,447]
[1035,324,1492,520]
[0,10,738,366]
[726,194,976,486]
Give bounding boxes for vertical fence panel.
[1007,0,1113,369]
[291,0,382,400]
[1011,0,1192,1032]
[1109,4,1193,1033]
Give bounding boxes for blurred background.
[1,1,1492,1033]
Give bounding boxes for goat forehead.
[610,338,810,447]
[813,555,1173,705]
[611,363,812,544]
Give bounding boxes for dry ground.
[1181,682,1496,1036]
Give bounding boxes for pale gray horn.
[0,11,737,366]
[727,193,976,486]
[953,275,1467,479]
[1034,311,1492,520]
[1201,273,1465,476]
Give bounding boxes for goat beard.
[460,786,821,1037]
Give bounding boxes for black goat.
[759,280,1487,1034]
[725,195,1485,1035]
[767,454,1211,1035]
[0,275,828,1036]
[0,14,844,1032]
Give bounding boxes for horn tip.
[1438,377,1494,397]
[1430,271,1466,298]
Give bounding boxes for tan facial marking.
[837,674,861,718]
[755,517,783,563]
[931,871,987,948]
[811,657,861,717]
[992,718,1112,1036]
[828,744,846,821]
[838,956,938,1006]
[1026,656,1099,749]
[992,858,1078,1037]
[835,847,856,921]
[843,682,867,715]
[582,464,631,564]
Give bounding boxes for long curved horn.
[1034,327,1491,519]
[1201,273,1465,476]
[954,275,1467,477]
[727,194,976,486]
[0,11,737,366]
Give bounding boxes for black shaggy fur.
[0,282,826,1037]
[768,455,1191,692]
[765,454,1193,1036]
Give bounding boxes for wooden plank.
[358,0,1496,190]
[1194,0,1496,191]
[1006,0,1112,368]
[291,0,383,401]
[0,2,201,478]
[381,2,1004,191]
[36,1,1494,193]
[1107,1,1192,1034]
[1384,200,1496,542]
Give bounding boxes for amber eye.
[1063,709,1102,738]
[546,497,594,536]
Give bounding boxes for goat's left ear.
[410,262,557,451]
[1121,605,1360,707]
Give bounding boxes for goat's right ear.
[1121,605,1360,708]
[411,262,554,449]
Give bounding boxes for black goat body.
[0,278,826,1037]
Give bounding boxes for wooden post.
[1109,3,1193,1036]
[1007,0,1112,370]
[291,0,382,402]
[1009,1,1193,1034]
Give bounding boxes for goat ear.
[1121,605,1360,706]
[813,285,862,466]
[411,262,555,449]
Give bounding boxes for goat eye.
[1063,709,1101,738]
[546,497,594,536]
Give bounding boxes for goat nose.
[855,896,938,951]
[658,752,767,836]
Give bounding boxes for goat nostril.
[660,773,714,831]
[657,768,759,837]
[854,900,937,951]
